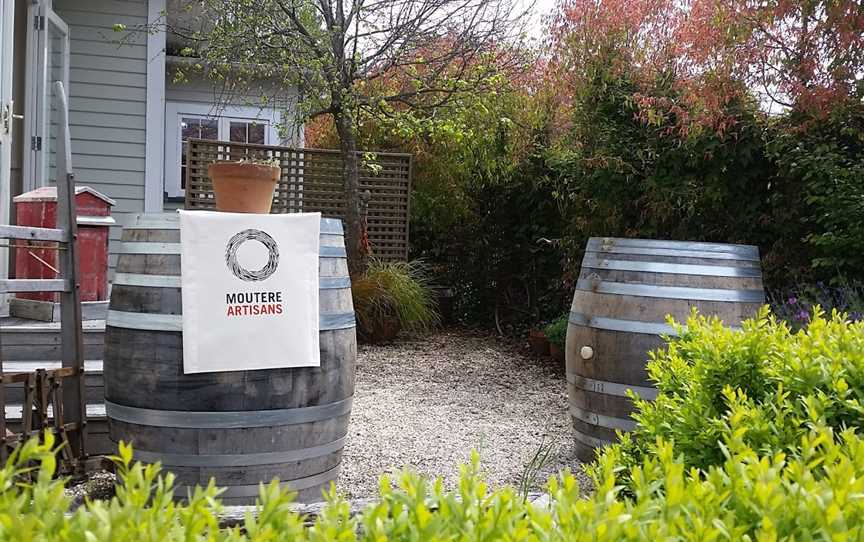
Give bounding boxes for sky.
[522,0,558,41]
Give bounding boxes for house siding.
[46,1,303,265]
[54,0,149,269]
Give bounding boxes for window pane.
[180,117,198,141]
[199,118,218,140]
[179,117,198,191]
[230,121,248,143]
[248,123,266,144]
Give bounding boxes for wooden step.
[0,318,105,361]
[2,360,103,373]
[2,360,104,403]
[0,279,70,293]
[4,403,112,456]
[4,402,105,419]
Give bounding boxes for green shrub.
[352,260,440,341]
[6,311,864,540]
[544,314,569,348]
[7,425,864,540]
[601,307,864,479]
[766,102,864,280]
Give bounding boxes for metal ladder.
[0,81,87,470]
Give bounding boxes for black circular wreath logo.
[225,229,280,282]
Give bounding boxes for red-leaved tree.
[550,0,864,124]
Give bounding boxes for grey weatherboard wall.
[54,0,149,270]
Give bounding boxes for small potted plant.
[544,314,568,362]
[528,327,550,356]
[352,260,440,343]
[208,157,280,213]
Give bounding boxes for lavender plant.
[768,279,864,329]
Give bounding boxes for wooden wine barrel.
[104,213,356,504]
[565,237,764,461]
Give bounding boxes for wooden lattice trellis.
[186,139,412,261]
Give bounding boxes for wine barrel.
[566,237,764,461]
[104,213,356,504]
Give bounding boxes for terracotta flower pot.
[208,161,280,214]
[528,329,550,356]
[360,318,402,344]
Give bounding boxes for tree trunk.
[334,108,369,276]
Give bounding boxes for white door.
[0,0,14,211]
[0,0,15,313]
[23,0,69,191]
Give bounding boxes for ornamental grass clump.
[600,306,864,481]
[352,260,440,342]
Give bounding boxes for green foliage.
[407,90,568,330]
[544,61,779,277]
[766,102,864,279]
[313,74,571,331]
[586,426,864,539]
[352,260,440,338]
[517,438,556,501]
[602,307,864,480]
[544,314,569,348]
[439,163,570,330]
[9,425,864,539]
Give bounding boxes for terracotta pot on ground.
[361,318,402,344]
[208,161,280,213]
[549,343,564,362]
[528,329,550,356]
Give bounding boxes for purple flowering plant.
[768,279,864,330]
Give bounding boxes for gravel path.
[65,330,589,503]
[338,330,589,498]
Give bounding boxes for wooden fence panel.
[186,139,411,261]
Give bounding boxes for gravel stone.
[338,329,591,498]
[66,471,116,508]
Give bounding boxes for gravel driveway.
[67,330,588,504]
[338,330,588,498]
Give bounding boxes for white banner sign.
[179,210,321,374]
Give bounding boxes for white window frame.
[23,0,69,192]
[164,101,281,199]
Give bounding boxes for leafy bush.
[766,103,864,280]
[544,314,569,348]
[8,425,864,539]
[307,70,570,333]
[352,260,439,341]
[602,307,864,479]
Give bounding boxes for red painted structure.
[13,186,115,302]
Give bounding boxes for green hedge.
[4,426,864,539]
[602,307,864,478]
[4,309,864,540]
